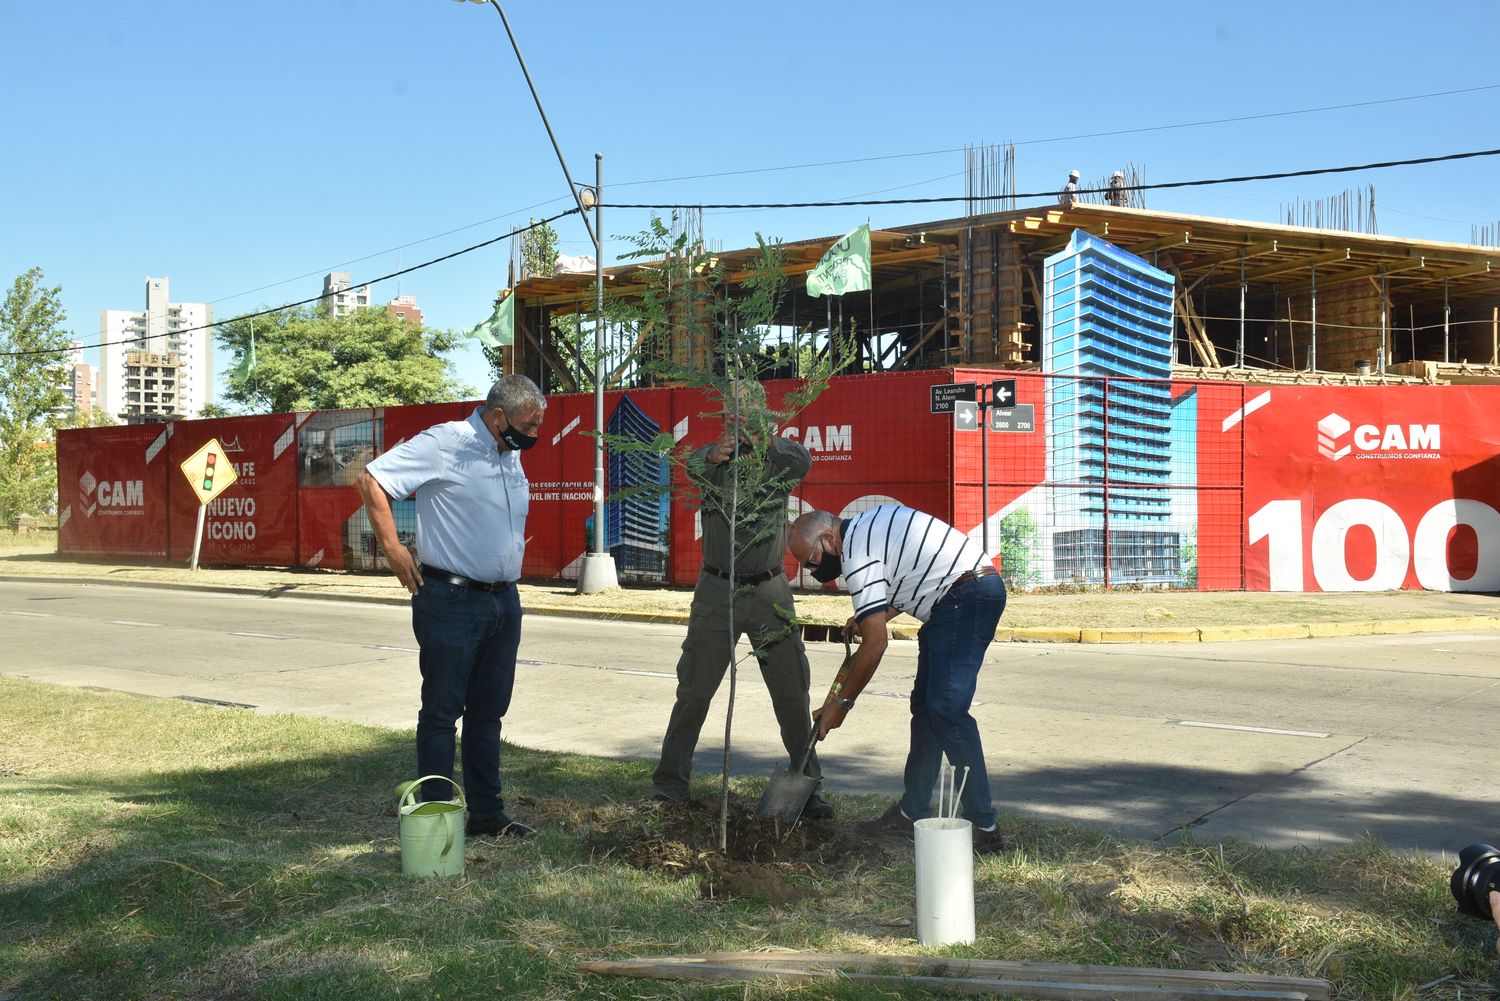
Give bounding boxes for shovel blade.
[755,765,819,824]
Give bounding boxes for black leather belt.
[946,566,999,597]
[703,564,784,586]
[420,564,513,594]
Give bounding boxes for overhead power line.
[3,210,578,360]
[8,143,1500,360]
[603,145,1500,210]
[607,83,1500,189]
[201,85,1500,309]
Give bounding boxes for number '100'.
[1250,499,1500,592]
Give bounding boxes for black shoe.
[802,792,835,821]
[467,811,534,839]
[649,791,681,804]
[973,825,1011,854]
[861,801,913,835]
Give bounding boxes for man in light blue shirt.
[357,374,545,839]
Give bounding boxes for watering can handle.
[399,774,466,810]
[439,809,455,859]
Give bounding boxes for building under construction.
[504,202,1500,391]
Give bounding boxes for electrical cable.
[3,210,578,359]
[606,83,1500,189]
[202,194,573,307]
[602,145,1500,210]
[10,145,1500,360]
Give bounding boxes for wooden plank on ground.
[578,957,1318,1001]
[697,952,1328,998]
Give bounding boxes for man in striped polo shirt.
[789,505,1008,848]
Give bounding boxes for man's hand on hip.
[387,547,424,595]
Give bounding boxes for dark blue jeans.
[901,573,1006,828]
[410,577,522,820]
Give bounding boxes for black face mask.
[808,550,842,583]
[498,411,537,451]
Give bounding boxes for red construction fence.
[55,370,1500,593]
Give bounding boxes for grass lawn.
[2,676,1497,1000]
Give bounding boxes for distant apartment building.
[322,272,371,317]
[69,364,97,416]
[387,294,423,327]
[67,340,98,416]
[98,276,213,422]
[52,341,97,422]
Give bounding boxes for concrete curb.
[5,573,1497,644]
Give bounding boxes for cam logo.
[79,470,145,516]
[1318,412,1441,462]
[781,424,852,461]
[1316,414,1352,461]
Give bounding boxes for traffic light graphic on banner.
[179,438,238,506]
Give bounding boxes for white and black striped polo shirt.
[842,505,989,624]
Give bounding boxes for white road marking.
[365,644,419,653]
[109,619,160,627]
[617,670,677,679]
[1175,720,1330,739]
[229,631,288,639]
[6,610,51,617]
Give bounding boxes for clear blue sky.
[5,1,1499,402]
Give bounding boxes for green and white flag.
[806,223,872,298]
[467,293,514,348]
[231,324,256,381]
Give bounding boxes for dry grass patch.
[2,675,1499,1001]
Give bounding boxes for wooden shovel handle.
[818,635,856,709]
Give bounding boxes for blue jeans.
[410,578,522,820]
[900,573,1006,828]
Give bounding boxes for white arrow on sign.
[954,400,979,431]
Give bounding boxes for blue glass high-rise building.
[1042,230,1180,584]
[603,394,670,579]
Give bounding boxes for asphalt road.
[3,579,1497,857]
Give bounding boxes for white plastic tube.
[913,817,975,945]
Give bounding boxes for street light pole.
[456,0,617,592]
[587,153,613,592]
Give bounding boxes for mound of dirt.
[579,796,888,903]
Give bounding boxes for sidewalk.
[1,545,1496,643]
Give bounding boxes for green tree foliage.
[0,267,71,522]
[1178,529,1199,589]
[216,306,469,414]
[998,508,1041,590]
[481,217,588,389]
[67,405,117,430]
[599,217,852,846]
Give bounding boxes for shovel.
[755,633,855,825]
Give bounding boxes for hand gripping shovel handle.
[810,633,857,740]
[794,637,851,773]
[756,634,856,823]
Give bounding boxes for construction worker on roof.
[1107,170,1129,207]
[1060,169,1080,208]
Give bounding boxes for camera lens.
[1450,843,1500,921]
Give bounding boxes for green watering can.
[397,775,466,877]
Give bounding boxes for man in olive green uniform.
[650,381,830,818]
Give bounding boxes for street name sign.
[989,404,1036,433]
[930,382,977,414]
